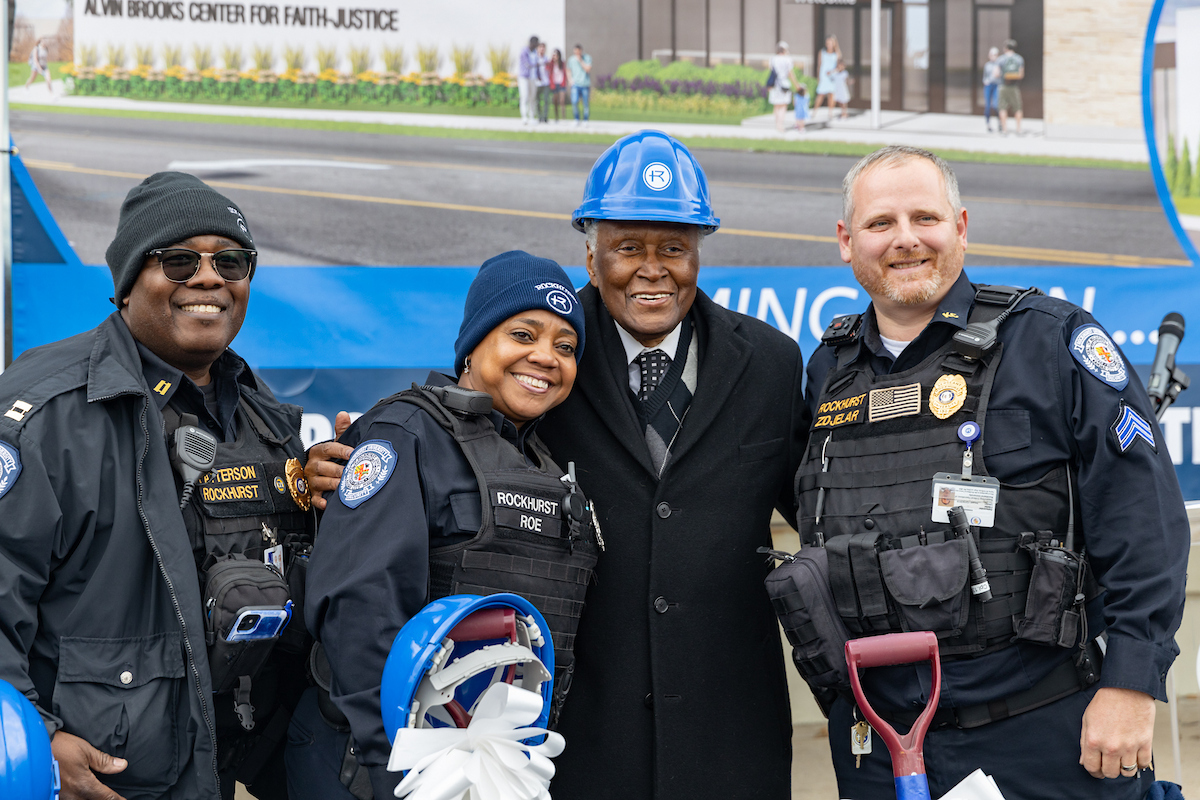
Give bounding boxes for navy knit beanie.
[106,172,255,305]
[454,251,586,375]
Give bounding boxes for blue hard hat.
[0,680,60,800]
[380,594,555,745]
[572,130,720,234]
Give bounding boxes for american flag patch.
[869,383,922,422]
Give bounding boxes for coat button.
[643,693,654,708]
[656,502,672,519]
[119,670,133,685]
[864,518,875,530]
[653,596,669,614]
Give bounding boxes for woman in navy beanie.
[288,251,601,800]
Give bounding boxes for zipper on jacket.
[108,390,222,795]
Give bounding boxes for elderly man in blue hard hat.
[536,130,811,800]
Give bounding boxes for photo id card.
[931,472,1000,527]
[264,544,284,574]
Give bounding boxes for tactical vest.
[167,400,311,569]
[795,286,1084,658]
[165,400,313,731]
[389,385,602,722]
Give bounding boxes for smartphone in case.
[225,601,293,642]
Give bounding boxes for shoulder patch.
[1110,400,1157,454]
[338,439,397,509]
[0,442,22,499]
[1069,324,1128,390]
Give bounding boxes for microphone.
[1148,312,1185,405]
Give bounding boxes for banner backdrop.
[74,0,564,74]
[13,262,1200,498]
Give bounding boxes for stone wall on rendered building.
[1043,0,1150,129]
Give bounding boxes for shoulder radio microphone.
[171,414,219,509]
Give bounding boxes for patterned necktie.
[636,349,671,401]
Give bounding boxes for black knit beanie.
[105,172,255,304]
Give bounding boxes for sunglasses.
[147,248,257,283]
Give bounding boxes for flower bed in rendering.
[63,63,519,107]
[60,54,815,119]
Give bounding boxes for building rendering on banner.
[61,0,1147,129]
[1151,3,1199,168]
[571,0,1151,128]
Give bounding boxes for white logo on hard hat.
[642,162,673,191]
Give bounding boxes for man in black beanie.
[0,172,314,800]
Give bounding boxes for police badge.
[285,457,312,511]
[929,374,967,419]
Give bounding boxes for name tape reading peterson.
[200,464,262,502]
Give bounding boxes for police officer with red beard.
[790,146,1188,799]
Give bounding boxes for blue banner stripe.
[11,263,1199,499]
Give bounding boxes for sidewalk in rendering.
[8,84,1148,163]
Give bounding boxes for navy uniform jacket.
[0,313,305,800]
[305,372,540,798]
[804,272,1189,710]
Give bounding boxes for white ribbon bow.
[388,683,565,800]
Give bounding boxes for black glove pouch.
[878,537,970,638]
[1015,536,1086,648]
[204,554,291,693]
[765,547,852,713]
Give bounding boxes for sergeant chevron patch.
[1110,401,1156,454]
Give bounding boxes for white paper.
[938,768,1007,800]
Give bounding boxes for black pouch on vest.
[203,554,291,693]
[1016,534,1087,648]
[878,537,970,637]
[277,540,311,655]
[765,547,852,707]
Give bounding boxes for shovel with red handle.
[845,631,942,800]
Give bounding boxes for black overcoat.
[540,286,810,800]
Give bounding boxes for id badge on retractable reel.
[930,421,1000,527]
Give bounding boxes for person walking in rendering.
[982,46,1002,132]
[518,36,540,125]
[831,58,852,119]
[997,39,1025,135]
[815,34,841,122]
[793,84,811,131]
[25,38,52,92]
[535,42,551,123]
[549,48,569,122]
[768,41,796,132]
[568,43,592,126]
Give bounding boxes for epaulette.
[821,314,863,347]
